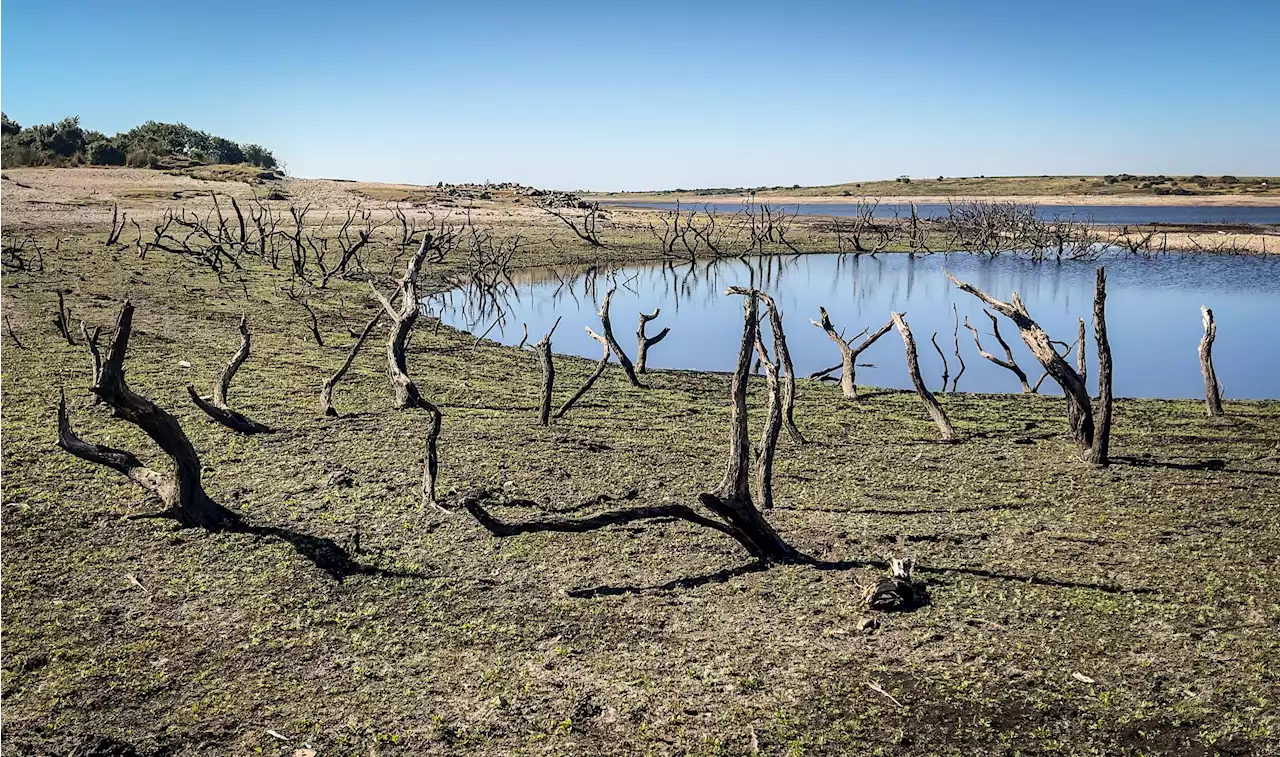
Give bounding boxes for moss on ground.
[2,211,1278,756]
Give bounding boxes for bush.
[87,140,126,166]
[125,148,160,168]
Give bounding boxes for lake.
[612,201,1280,227]
[436,252,1280,400]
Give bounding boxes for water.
[613,201,1280,227]
[436,253,1280,400]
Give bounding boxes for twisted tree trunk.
[1199,305,1224,417]
[535,318,561,426]
[58,302,238,529]
[596,288,641,386]
[811,311,896,399]
[371,236,446,505]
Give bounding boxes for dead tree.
[535,317,562,426]
[730,287,804,443]
[52,291,75,345]
[79,322,103,406]
[635,309,670,374]
[370,235,449,505]
[543,202,606,248]
[1077,318,1087,388]
[555,328,611,418]
[285,288,325,346]
[963,311,1032,393]
[596,288,641,386]
[187,315,274,434]
[4,313,24,349]
[950,304,966,392]
[463,289,800,562]
[893,313,957,442]
[320,309,384,417]
[1199,306,1224,417]
[57,302,239,529]
[930,332,950,394]
[811,309,896,399]
[947,269,1113,464]
[106,204,127,246]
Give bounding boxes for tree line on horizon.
[0,114,277,171]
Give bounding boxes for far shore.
[590,192,1280,208]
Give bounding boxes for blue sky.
[3,0,1277,189]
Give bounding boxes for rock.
[178,360,192,368]
[855,616,879,633]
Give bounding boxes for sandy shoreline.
[592,193,1280,207]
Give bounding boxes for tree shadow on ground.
[237,523,424,582]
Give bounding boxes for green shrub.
[87,140,127,166]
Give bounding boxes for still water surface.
[615,201,1280,227]
[437,253,1280,399]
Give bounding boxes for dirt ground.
[2,168,1279,756]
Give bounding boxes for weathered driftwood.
[863,557,924,612]
[555,328,611,418]
[463,289,800,563]
[947,268,1113,464]
[893,313,957,442]
[811,310,896,398]
[57,301,238,529]
[964,310,1032,393]
[635,308,670,374]
[535,317,562,426]
[1199,306,1224,416]
[320,309,384,417]
[80,321,103,406]
[187,315,274,434]
[597,288,641,386]
[370,236,446,505]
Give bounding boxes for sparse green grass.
[2,212,1278,756]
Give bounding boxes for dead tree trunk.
[187,315,274,434]
[963,311,1032,392]
[1077,318,1087,389]
[635,309,670,374]
[370,235,446,505]
[57,301,238,529]
[893,313,957,442]
[752,324,782,509]
[320,309,384,417]
[53,291,75,345]
[811,310,896,399]
[597,288,641,386]
[80,321,103,406]
[950,303,966,392]
[535,318,561,426]
[747,289,805,444]
[1086,269,1113,465]
[463,289,801,563]
[555,329,611,418]
[286,288,325,346]
[1199,305,1224,417]
[947,268,1113,464]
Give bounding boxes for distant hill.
[597,174,1279,200]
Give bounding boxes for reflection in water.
[434,253,1280,399]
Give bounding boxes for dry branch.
[555,329,611,418]
[596,288,641,386]
[963,311,1032,392]
[187,315,274,434]
[893,313,957,441]
[535,317,562,426]
[320,309,384,417]
[635,309,670,374]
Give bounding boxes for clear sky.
[3,0,1277,190]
